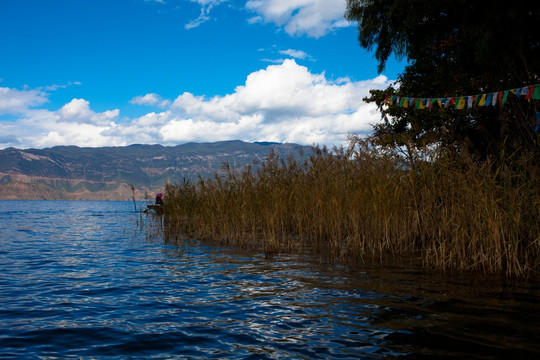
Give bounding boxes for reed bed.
[163,136,540,278]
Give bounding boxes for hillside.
[0,141,310,200]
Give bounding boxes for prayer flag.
[459,97,466,109]
[534,84,540,100]
[401,97,407,107]
[478,94,487,106]
[485,93,492,106]
[382,83,539,111]
[445,98,451,108]
[525,85,534,100]
[467,96,474,108]
[497,92,504,105]
[474,95,482,106]
[502,90,509,104]
[455,97,463,109]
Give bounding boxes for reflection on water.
[0,200,539,359]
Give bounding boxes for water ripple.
[1,201,539,359]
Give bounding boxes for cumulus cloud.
[0,87,49,115]
[163,59,390,146]
[0,61,392,149]
[130,93,171,108]
[0,89,121,148]
[31,123,119,149]
[1,106,123,149]
[246,0,350,38]
[58,98,119,126]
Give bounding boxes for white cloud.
[58,98,119,126]
[279,49,309,59]
[164,59,390,146]
[246,0,350,38]
[185,0,229,29]
[261,58,288,64]
[1,107,122,149]
[0,61,392,149]
[0,87,49,114]
[43,81,82,92]
[32,123,123,149]
[159,114,262,143]
[58,98,93,121]
[130,93,171,108]
[247,15,263,24]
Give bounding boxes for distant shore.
[0,181,153,202]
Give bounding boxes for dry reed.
[163,135,540,278]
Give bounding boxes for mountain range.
[0,141,311,201]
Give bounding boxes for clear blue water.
[0,200,539,359]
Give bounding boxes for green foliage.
[346,0,540,161]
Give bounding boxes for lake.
[0,200,539,359]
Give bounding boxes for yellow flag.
[457,97,466,109]
[478,94,487,106]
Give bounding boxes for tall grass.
[163,135,540,278]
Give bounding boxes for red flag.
[497,92,504,105]
[525,85,534,100]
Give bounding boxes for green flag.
[533,84,540,100]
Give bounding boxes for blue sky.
[0,0,405,149]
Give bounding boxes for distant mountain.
[0,141,311,200]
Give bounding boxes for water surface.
[0,200,539,359]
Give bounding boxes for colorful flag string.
[383,83,540,111]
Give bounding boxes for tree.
[346,0,540,161]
